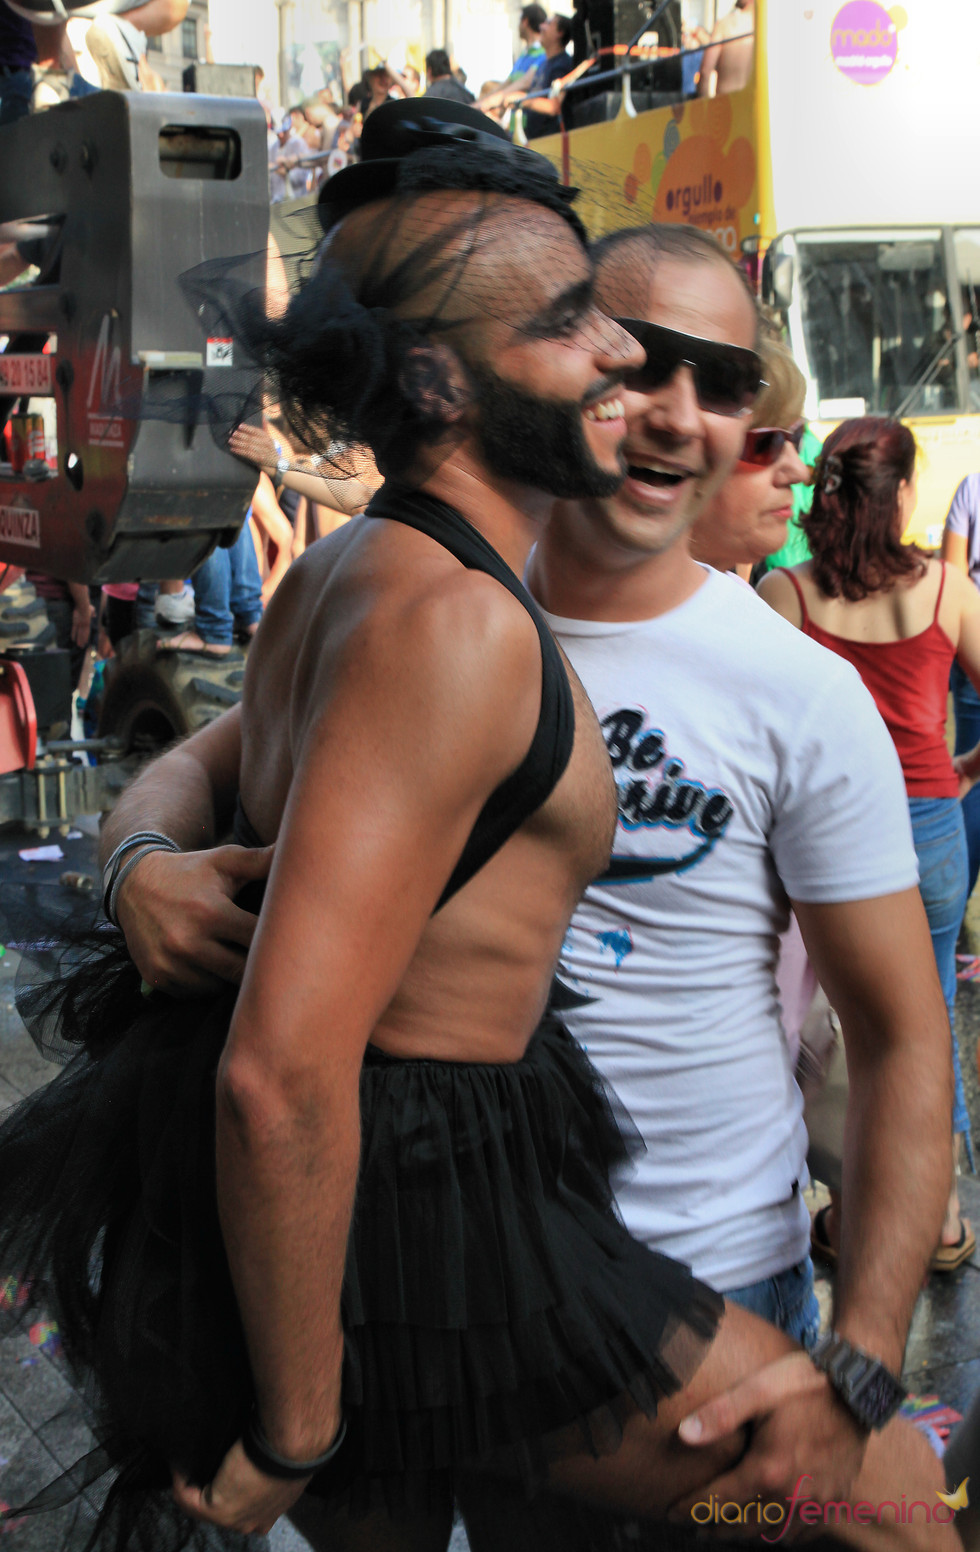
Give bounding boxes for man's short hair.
[426,49,452,79]
[521,5,548,32]
[553,14,573,47]
[592,223,761,345]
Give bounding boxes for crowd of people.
[1,44,980,1552]
[268,0,757,202]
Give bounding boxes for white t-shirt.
[543,568,918,1291]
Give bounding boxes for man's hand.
[954,751,980,800]
[115,844,274,996]
[229,423,279,475]
[669,1353,869,1539]
[172,1441,308,1537]
[71,601,93,650]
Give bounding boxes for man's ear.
[399,343,471,426]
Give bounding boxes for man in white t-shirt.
[522,226,944,1368]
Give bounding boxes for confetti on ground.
[17,845,64,863]
[28,1319,61,1358]
[956,955,980,981]
[0,1277,30,1313]
[901,1393,962,1441]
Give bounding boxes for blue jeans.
[726,1256,820,1349]
[908,795,973,1158]
[191,521,263,645]
[951,661,980,899]
[0,69,32,128]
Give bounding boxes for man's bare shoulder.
[713,5,753,40]
[250,510,542,752]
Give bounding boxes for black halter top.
[235,485,575,912]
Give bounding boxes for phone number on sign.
[0,356,53,394]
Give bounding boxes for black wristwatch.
[809,1333,906,1431]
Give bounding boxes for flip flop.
[156,632,232,658]
[810,1203,837,1267]
[930,1218,976,1274]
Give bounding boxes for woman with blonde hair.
[688,328,808,574]
[761,415,980,1270]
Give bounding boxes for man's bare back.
[698,0,754,96]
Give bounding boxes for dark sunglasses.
[614,317,765,418]
[737,420,806,468]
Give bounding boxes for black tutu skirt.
[0,932,723,1548]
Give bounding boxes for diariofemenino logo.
[691,1474,968,1540]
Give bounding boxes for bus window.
[954,229,980,412]
[796,234,959,420]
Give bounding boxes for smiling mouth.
[627,460,696,488]
[584,394,625,422]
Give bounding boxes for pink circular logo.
[830,1,898,85]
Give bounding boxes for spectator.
[25,570,92,687]
[361,63,394,118]
[761,416,980,1271]
[943,472,980,899]
[510,3,547,82]
[0,2,42,125]
[522,13,572,138]
[100,581,139,650]
[697,0,755,97]
[689,330,808,575]
[268,111,309,203]
[423,48,474,103]
[681,21,710,96]
[159,520,263,657]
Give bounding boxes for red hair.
[802,417,924,601]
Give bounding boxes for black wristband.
[242,1412,347,1481]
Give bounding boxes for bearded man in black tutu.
[0,102,963,1552]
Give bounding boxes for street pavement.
[0,819,977,1549]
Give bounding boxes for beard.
[467,361,625,500]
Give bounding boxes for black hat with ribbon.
[318,98,563,230]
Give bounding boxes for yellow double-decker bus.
[533,0,980,546]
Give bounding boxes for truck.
[0,89,269,831]
[532,0,980,547]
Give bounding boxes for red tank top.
[779,567,958,798]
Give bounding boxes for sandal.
[810,1204,838,1267]
[930,1218,976,1274]
[156,631,231,658]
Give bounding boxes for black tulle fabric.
[0,923,723,1550]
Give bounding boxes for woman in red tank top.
[760,416,980,1273]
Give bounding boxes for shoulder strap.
[934,560,947,621]
[366,484,575,911]
[777,566,811,627]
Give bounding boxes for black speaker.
[183,63,258,97]
[0,92,269,584]
[576,0,680,53]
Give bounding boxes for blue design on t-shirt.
[596,929,633,967]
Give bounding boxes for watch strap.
[810,1333,906,1431]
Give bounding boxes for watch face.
[854,1366,905,1426]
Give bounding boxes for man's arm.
[67,581,93,651]
[696,24,724,95]
[795,889,951,1368]
[942,530,969,573]
[102,707,274,994]
[119,0,189,35]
